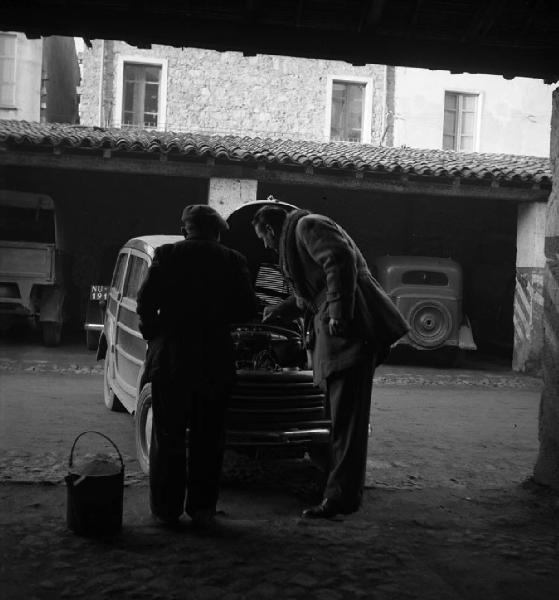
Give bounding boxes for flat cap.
[181,204,229,232]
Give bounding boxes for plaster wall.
[79,41,387,143]
[393,67,554,157]
[534,87,559,489]
[513,203,546,373]
[208,178,257,218]
[0,33,42,122]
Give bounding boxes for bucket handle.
[68,431,124,472]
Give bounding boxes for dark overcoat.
[137,237,258,388]
[280,212,409,387]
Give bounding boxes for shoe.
[151,513,185,530]
[189,508,216,531]
[301,498,353,519]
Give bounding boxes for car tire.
[103,355,126,412]
[86,330,100,351]
[135,383,153,474]
[42,322,62,347]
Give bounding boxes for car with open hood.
[97,199,330,473]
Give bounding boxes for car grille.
[228,370,328,432]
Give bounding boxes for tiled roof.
[0,120,552,186]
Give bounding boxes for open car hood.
[221,199,297,280]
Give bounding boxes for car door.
[113,250,149,403]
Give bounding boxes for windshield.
[0,206,55,243]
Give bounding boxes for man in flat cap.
[137,204,258,529]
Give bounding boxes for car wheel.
[86,330,100,351]
[103,355,126,412]
[42,322,62,347]
[135,383,153,474]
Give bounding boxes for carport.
[0,119,550,372]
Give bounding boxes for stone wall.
[79,41,387,143]
[534,87,559,489]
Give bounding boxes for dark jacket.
[137,237,258,387]
[280,211,409,386]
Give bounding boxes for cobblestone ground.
[1,349,556,599]
[1,477,558,600]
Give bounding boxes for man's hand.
[262,305,279,323]
[328,318,347,336]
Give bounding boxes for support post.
[513,202,546,373]
[207,177,257,218]
[534,87,559,489]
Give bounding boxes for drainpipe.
[98,39,105,127]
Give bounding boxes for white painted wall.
[393,67,554,157]
[208,178,257,218]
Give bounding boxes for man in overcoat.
[137,205,258,528]
[252,205,409,518]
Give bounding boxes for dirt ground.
[1,344,558,599]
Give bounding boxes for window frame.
[0,32,17,109]
[324,74,373,144]
[442,90,482,152]
[122,252,149,303]
[114,55,168,130]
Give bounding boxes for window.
[111,253,128,293]
[402,270,449,286]
[443,92,478,152]
[0,33,16,107]
[326,76,373,143]
[121,63,162,128]
[123,255,148,301]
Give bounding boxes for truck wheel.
[86,330,100,351]
[135,384,153,474]
[103,356,126,412]
[42,322,62,347]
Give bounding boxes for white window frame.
[442,89,483,152]
[0,32,17,109]
[325,75,373,144]
[114,55,168,131]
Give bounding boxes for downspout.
[97,39,105,127]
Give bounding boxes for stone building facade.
[79,41,388,143]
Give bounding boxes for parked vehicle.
[97,200,330,474]
[372,255,476,363]
[0,190,67,346]
[84,284,108,350]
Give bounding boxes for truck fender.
[39,285,64,323]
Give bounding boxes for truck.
[0,190,66,346]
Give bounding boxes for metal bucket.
[65,431,124,537]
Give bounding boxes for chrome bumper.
[225,428,330,447]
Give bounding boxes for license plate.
[90,285,109,301]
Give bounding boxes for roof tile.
[0,120,551,187]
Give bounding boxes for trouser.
[323,358,375,510]
[149,377,228,521]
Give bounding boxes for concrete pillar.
[534,87,559,490]
[513,202,546,373]
[207,177,258,218]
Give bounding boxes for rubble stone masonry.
[534,86,559,489]
[79,41,387,142]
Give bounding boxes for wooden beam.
[2,3,558,81]
[0,150,550,203]
[358,0,387,32]
[462,0,508,42]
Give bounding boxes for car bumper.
[225,427,330,447]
